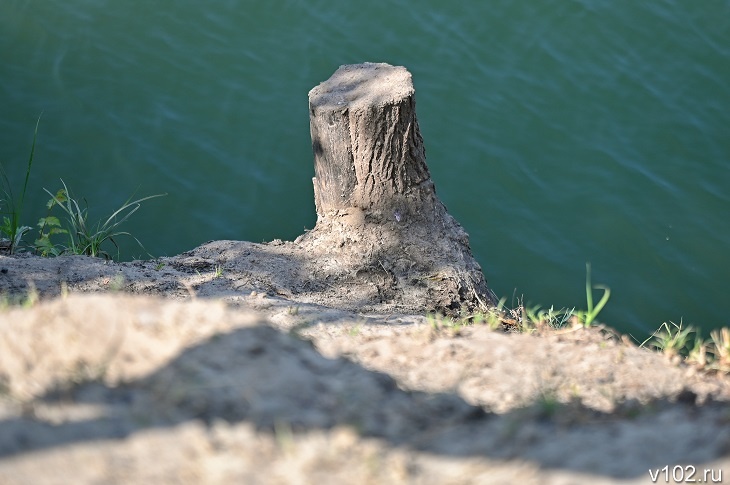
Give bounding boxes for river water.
[2,1,729,337]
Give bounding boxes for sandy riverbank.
[1,244,729,484]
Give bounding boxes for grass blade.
[20,115,42,214]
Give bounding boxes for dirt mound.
[1,291,729,484]
[1,235,490,316]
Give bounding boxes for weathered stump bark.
[302,62,495,314]
[309,63,433,222]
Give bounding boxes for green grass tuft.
[572,263,611,328]
[710,327,730,371]
[2,119,163,260]
[0,115,41,253]
[641,320,695,359]
[41,180,166,260]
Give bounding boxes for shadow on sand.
[1,321,727,480]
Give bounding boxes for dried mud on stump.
[1,251,730,484]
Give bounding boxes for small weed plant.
[710,327,730,371]
[523,304,575,331]
[467,297,508,330]
[34,188,69,256]
[2,121,164,260]
[0,116,40,254]
[571,263,610,327]
[641,320,695,359]
[499,264,608,332]
[686,334,709,368]
[429,265,610,334]
[639,320,730,372]
[37,180,165,259]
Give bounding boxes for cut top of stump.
[308,63,414,111]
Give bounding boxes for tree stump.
[301,62,495,314]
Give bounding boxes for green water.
[2,1,729,338]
